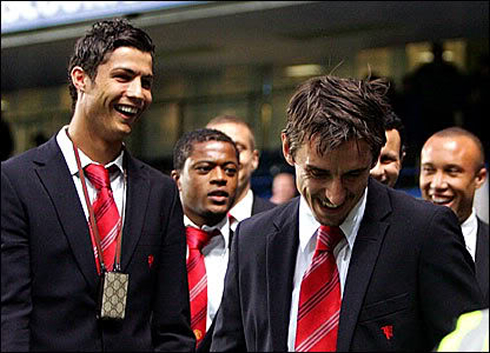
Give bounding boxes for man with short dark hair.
[211,75,483,352]
[370,111,406,187]
[172,128,239,352]
[206,115,275,231]
[1,18,194,351]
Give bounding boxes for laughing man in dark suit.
[211,75,484,352]
[1,18,194,351]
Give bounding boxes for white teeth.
[117,105,138,114]
[321,200,340,209]
[431,196,451,205]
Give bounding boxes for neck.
[233,183,250,206]
[68,116,122,165]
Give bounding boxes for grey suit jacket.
[1,136,194,351]
[211,178,484,351]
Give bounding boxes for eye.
[141,77,153,90]
[421,166,435,175]
[196,165,212,173]
[225,167,238,176]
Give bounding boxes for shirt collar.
[184,214,231,249]
[298,186,368,252]
[461,209,478,259]
[229,188,254,222]
[57,126,125,176]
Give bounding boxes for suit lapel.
[337,179,391,351]
[34,138,99,291]
[267,199,300,351]
[120,154,150,271]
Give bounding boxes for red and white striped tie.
[295,225,344,352]
[84,164,120,273]
[186,226,216,347]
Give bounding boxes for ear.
[251,149,259,171]
[70,66,89,93]
[281,132,295,166]
[170,170,182,191]
[474,167,487,190]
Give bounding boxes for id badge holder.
[97,271,129,320]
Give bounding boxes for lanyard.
[66,130,126,274]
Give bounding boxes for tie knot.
[186,227,218,251]
[85,164,111,190]
[316,225,344,253]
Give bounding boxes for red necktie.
[186,226,215,346]
[295,225,344,352]
[84,164,121,273]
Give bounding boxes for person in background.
[1,18,194,351]
[210,75,483,352]
[0,115,14,161]
[171,128,239,352]
[206,115,275,231]
[420,127,488,305]
[270,171,298,204]
[370,110,406,188]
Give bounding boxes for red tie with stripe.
[295,225,344,352]
[84,164,121,273]
[186,226,215,346]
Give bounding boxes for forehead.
[209,122,252,146]
[422,135,479,163]
[101,46,153,75]
[188,140,238,162]
[297,138,373,170]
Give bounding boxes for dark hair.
[385,110,406,159]
[283,75,391,164]
[68,18,155,111]
[207,115,256,150]
[173,128,239,171]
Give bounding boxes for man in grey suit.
[420,127,489,305]
[211,75,483,351]
[1,18,194,351]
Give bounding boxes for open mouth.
[430,195,453,206]
[115,104,140,118]
[208,190,229,203]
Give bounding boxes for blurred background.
[1,1,488,210]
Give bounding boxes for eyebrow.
[112,67,153,79]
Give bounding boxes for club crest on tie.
[194,328,203,340]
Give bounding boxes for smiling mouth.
[319,199,342,210]
[430,195,453,206]
[115,104,140,118]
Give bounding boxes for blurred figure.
[370,111,406,187]
[171,128,239,352]
[0,116,14,161]
[270,172,297,204]
[420,127,488,305]
[206,115,275,231]
[436,308,489,351]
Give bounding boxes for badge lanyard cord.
[66,130,125,274]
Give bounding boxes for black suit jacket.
[1,136,195,351]
[211,178,484,351]
[476,218,489,306]
[251,194,276,215]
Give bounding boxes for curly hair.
[173,128,239,171]
[283,75,391,165]
[67,18,155,111]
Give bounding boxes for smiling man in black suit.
[211,75,484,352]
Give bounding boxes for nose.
[127,78,145,101]
[430,171,448,190]
[370,161,384,181]
[325,178,346,206]
[210,167,227,185]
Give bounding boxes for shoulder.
[252,194,277,214]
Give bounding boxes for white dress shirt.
[287,187,368,351]
[228,188,254,232]
[461,209,478,262]
[184,215,231,330]
[56,126,126,222]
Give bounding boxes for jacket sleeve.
[210,223,247,351]
[1,168,32,351]
[151,181,196,351]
